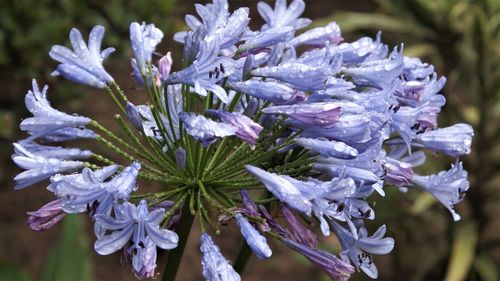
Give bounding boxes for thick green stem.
[233,242,252,275]
[161,199,195,281]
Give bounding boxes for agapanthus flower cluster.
[13,0,473,280]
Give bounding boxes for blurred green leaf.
[410,193,436,215]
[463,106,480,125]
[319,12,433,38]
[41,215,93,281]
[0,262,32,281]
[403,43,438,58]
[444,222,478,281]
[474,251,499,281]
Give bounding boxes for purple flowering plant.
[13,0,474,280]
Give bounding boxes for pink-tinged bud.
[282,238,354,281]
[27,199,65,231]
[383,157,413,187]
[159,52,173,82]
[281,206,317,248]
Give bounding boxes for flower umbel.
[13,0,473,280]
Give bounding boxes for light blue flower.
[396,80,425,102]
[314,145,385,194]
[15,142,92,160]
[251,60,337,91]
[167,40,235,103]
[281,175,373,236]
[51,163,140,220]
[397,74,446,108]
[330,221,395,279]
[343,46,404,89]
[294,108,372,145]
[263,102,342,128]
[94,200,179,255]
[135,91,181,141]
[176,0,250,51]
[20,79,92,141]
[200,233,241,281]
[238,26,294,53]
[49,25,114,88]
[131,59,160,87]
[288,21,342,48]
[257,0,311,31]
[208,110,263,146]
[411,162,469,221]
[180,112,235,146]
[227,80,298,105]
[313,155,380,184]
[126,101,144,131]
[129,22,164,75]
[48,165,119,195]
[235,213,272,259]
[12,143,84,189]
[245,165,312,215]
[403,56,435,80]
[421,74,447,103]
[333,32,387,64]
[414,124,473,157]
[41,127,96,142]
[132,237,158,279]
[391,102,441,144]
[296,138,358,159]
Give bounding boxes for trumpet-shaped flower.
[411,162,469,221]
[51,163,140,220]
[200,233,241,281]
[49,25,114,88]
[403,57,435,80]
[333,32,386,64]
[414,124,473,157]
[129,22,164,74]
[208,110,263,145]
[15,142,92,160]
[251,60,337,91]
[257,0,311,31]
[12,143,85,189]
[132,237,158,279]
[238,26,294,53]
[245,165,312,215]
[180,112,235,146]
[343,46,404,89]
[94,200,179,255]
[288,21,342,48]
[20,79,92,140]
[263,102,341,128]
[330,221,395,279]
[227,80,298,105]
[167,40,234,103]
[41,127,96,142]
